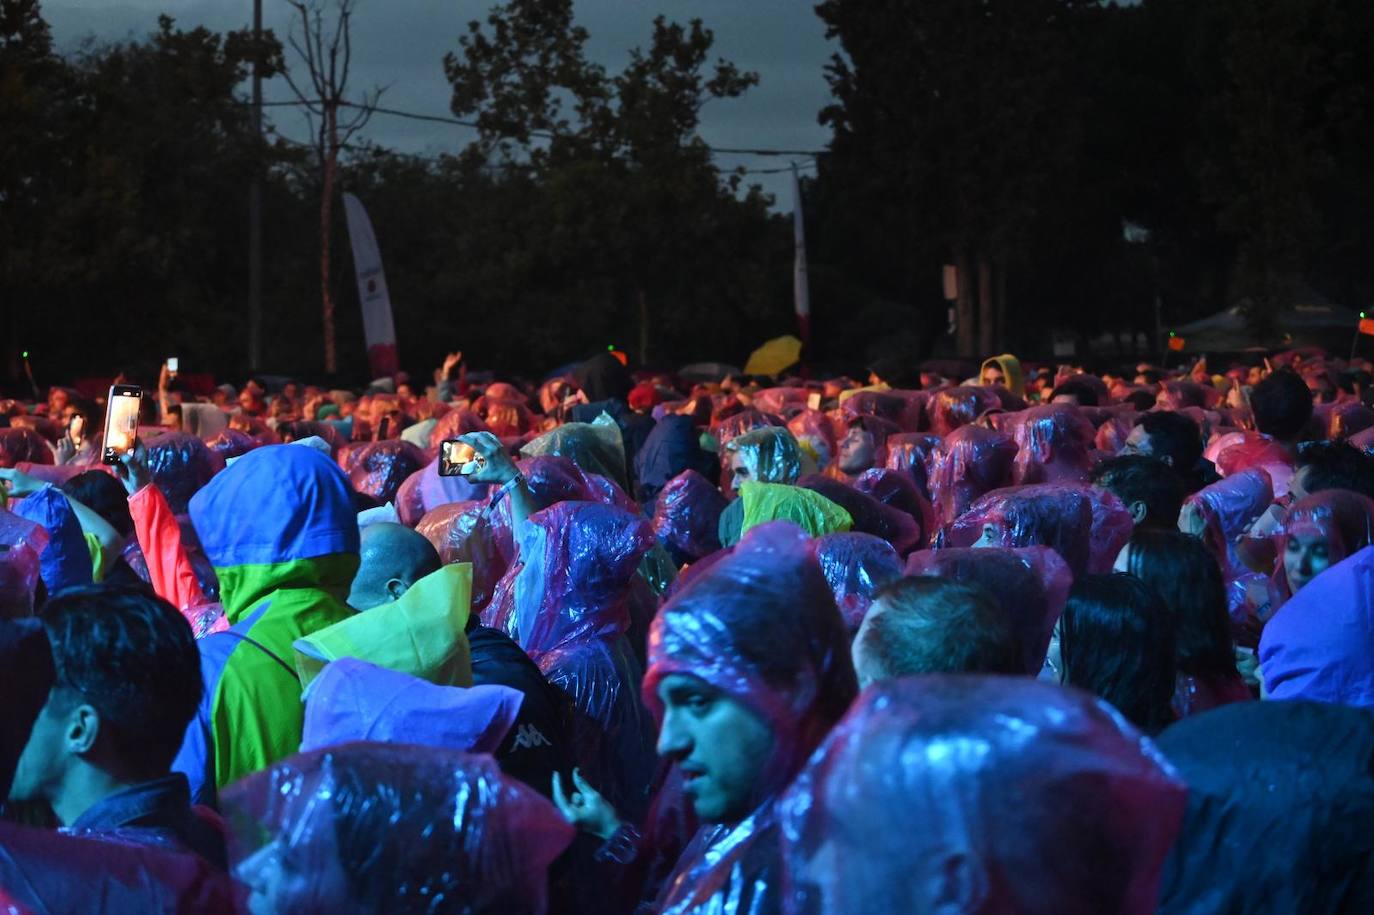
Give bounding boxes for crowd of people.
[1,345,1373,913]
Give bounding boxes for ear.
[385,578,409,601]
[1128,500,1149,525]
[67,704,100,755]
[1158,454,1175,467]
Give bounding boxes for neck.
[50,762,148,827]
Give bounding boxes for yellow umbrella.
[743,335,804,377]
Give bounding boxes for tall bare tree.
[281,0,382,373]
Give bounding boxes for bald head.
[347,522,442,611]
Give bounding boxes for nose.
[656,709,692,759]
[1298,547,1314,575]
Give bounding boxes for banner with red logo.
[343,193,399,379]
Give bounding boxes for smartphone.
[102,384,142,464]
[375,417,393,441]
[67,414,86,447]
[167,357,179,374]
[439,440,477,477]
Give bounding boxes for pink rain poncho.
[346,439,427,505]
[943,483,1133,578]
[415,500,510,616]
[1268,489,1374,612]
[853,468,934,548]
[0,824,236,913]
[724,426,803,488]
[653,469,728,565]
[778,676,1186,915]
[301,657,522,755]
[751,387,811,417]
[427,407,493,449]
[644,522,858,915]
[882,433,943,501]
[0,427,53,467]
[905,546,1072,675]
[927,424,1018,529]
[926,386,1001,436]
[394,458,491,526]
[798,474,922,555]
[1003,405,1096,485]
[474,382,537,438]
[1326,402,1374,441]
[814,532,903,631]
[508,501,657,817]
[1216,436,1295,498]
[1261,545,1374,708]
[1183,468,1273,618]
[202,427,258,462]
[144,432,224,514]
[787,409,842,472]
[0,508,48,618]
[223,744,573,914]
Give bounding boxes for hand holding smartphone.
[102,384,143,465]
[439,440,478,477]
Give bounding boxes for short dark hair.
[1124,529,1237,680]
[1092,455,1186,529]
[1060,573,1176,733]
[858,576,1021,679]
[1049,378,1101,407]
[1124,390,1158,412]
[1250,370,1314,441]
[60,471,134,538]
[42,585,202,774]
[1136,411,1203,471]
[1295,441,1374,500]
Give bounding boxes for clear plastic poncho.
[653,469,728,565]
[943,483,1132,578]
[0,508,48,618]
[223,743,574,914]
[797,474,922,556]
[904,546,1072,675]
[521,413,630,491]
[1003,405,1097,485]
[927,425,1018,529]
[926,386,1001,436]
[145,432,224,515]
[1268,489,1374,611]
[814,532,903,631]
[724,426,804,490]
[882,433,943,501]
[346,440,427,505]
[1183,467,1273,616]
[778,676,1186,915]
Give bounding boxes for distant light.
[607,345,615,352]
[21,351,28,358]
[1168,332,1176,338]
[1363,312,1368,319]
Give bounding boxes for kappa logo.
[512,724,553,750]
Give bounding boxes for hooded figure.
[814,532,903,631]
[724,426,803,492]
[653,470,728,567]
[927,425,1019,529]
[345,439,426,505]
[1156,701,1374,914]
[945,483,1133,579]
[172,445,360,804]
[146,433,223,514]
[0,506,50,617]
[883,433,943,501]
[511,501,657,818]
[720,481,853,547]
[12,484,93,594]
[926,386,1002,437]
[905,546,1072,676]
[1004,405,1097,485]
[223,745,573,914]
[1181,468,1274,619]
[1261,545,1374,707]
[644,522,859,915]
[797,474,922,556]
[1265,489,1374,616]
[521,413,630,492]
[635,415,717,505]
[980,353,1026,399]
[574,351,634,404]
[778,676,1186,915]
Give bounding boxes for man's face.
[981,367,1005,387]
[8,689,78,805]
[1284,529,1331,593]
[656,674,775,824]
[838,427,876,475]
[728,452,752,492]
[972,521,1003,549]
[1122,425,1168,464]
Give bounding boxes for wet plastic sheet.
[346,440,427,505]
[904,546,1072,675]
[653,470,728,565]
[778,676,1186,915]
[146,433,224,514]
[222,744,573,914]
[882,433,943,501]
[814,532,902,630]
[853,468,934,549]
[927,425,1018,529]
[926,386,1001,436]
[1003,405,1096,485]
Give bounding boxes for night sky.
[41,0,833,206]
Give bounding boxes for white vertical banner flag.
[791,163,811,322]
[342,192,399,378]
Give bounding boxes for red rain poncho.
[427,407,493,450]
[509,501,657,817]
[346,440,427,504]
[1216,436,1295,498]
[1003,405,1096,485]
[853,468,934,548]
[222,744,573,914]
[926,386,1001,436]
[778,676,1186,915]
[202,427,258,462]
[1183,468,1273,618]
[644,522,858,915]
[474,382,538,438]
[653,470,728,565]
[415,500,510,616]
[0,508,48,618]
[943,483,1132,578]
[797,474,922,556]
[1268,490,1374,612]
[814,532,903,631]
[0,428,53,467]
[927,425,1018,529]
[394,458,491,527]
[905,545,1072,675]
[882,433,943,501]
[145,432,224,515]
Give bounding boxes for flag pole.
[791,163,811,373]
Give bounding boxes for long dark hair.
[1060,574,1176,734]
[1125,529,1238,679]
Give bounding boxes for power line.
[254,97,825,158]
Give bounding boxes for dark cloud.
[41,0,833,206]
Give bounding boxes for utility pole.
[247,0,264,371]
